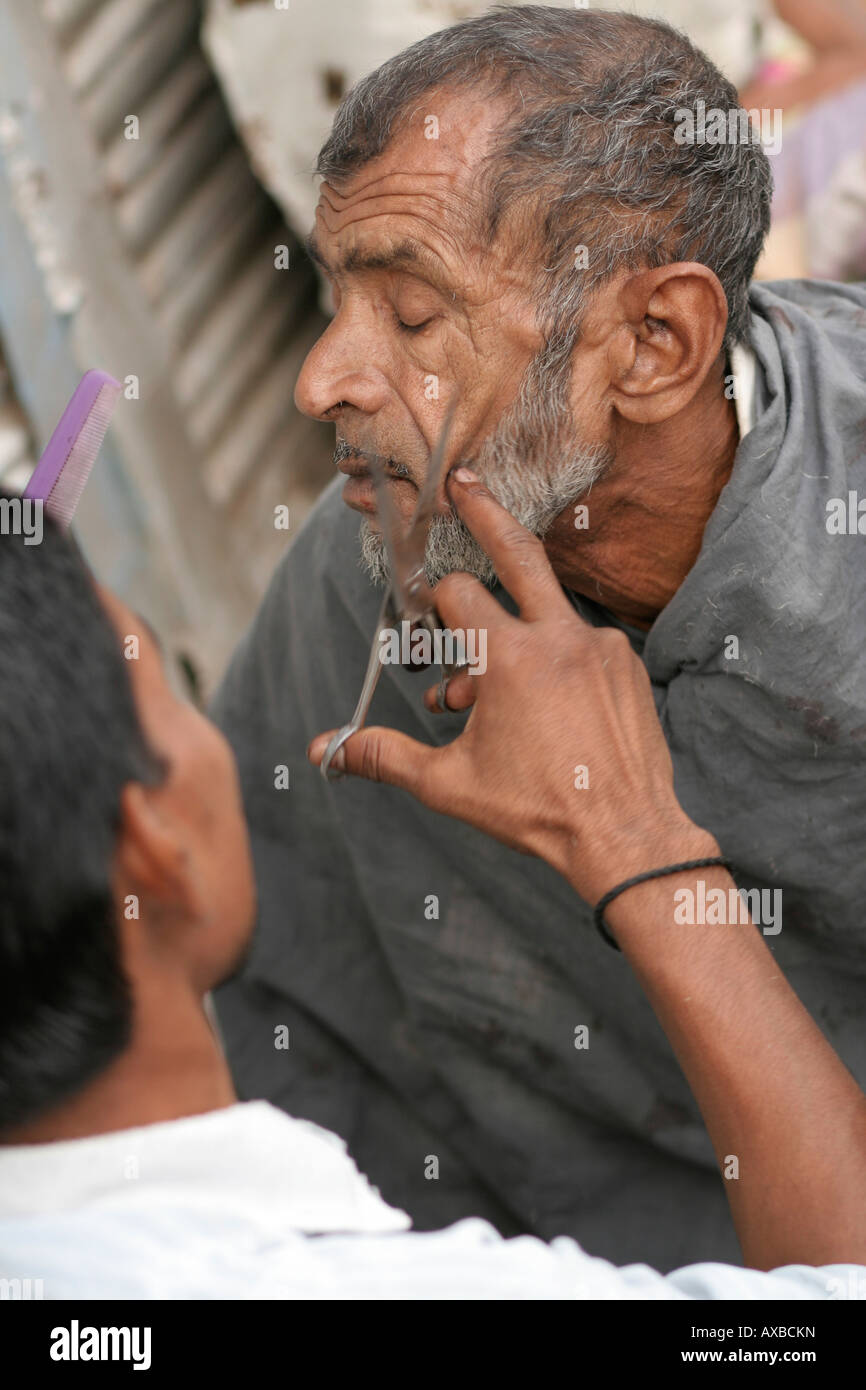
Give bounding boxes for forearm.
[741,51,866,115]
[773,0,866,53]
[742,0,866,113]
[576,838,866,1269]
[312,473,866,1271]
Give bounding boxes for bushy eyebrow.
[304,231,458,301]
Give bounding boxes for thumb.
[307,725,434,793]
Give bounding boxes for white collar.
[0,1100,409,1235]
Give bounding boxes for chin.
[211,870,258,988]
[209,920,255,992]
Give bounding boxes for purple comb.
[24,369,122,531]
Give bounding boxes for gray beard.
[358,348,614,587]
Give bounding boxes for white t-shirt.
[0,1101,860,1300]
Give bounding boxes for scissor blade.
[373,398,458,620]
[411,395,458,537]
[366,448,416,616]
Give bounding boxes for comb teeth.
[42,383,120,530]
[24,370,121,532]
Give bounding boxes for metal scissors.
[320,398,462,781]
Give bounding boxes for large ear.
[114,782,206,925]
[607,263,729,424]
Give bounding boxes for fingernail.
[451,467,478,484]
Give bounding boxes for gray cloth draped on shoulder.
[212,280,866,1273]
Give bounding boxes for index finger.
[447,469,570,621]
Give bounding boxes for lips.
[337,455,414,487]
[337,456,373,515]
[338,456,418,521]
[337,459,370,479]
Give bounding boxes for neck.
[545,367,739,628]
[1,964,236,1146]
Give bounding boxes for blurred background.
[0,0,864,699]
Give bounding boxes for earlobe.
[610,263,728,425]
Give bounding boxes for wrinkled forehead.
[314,86,509,249]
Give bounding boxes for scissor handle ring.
[320,723,358,782]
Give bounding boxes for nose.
[294,314,389,421]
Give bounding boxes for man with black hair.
[0,491,864,1298]
[0,506,252,1145]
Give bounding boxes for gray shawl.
[213,279,866,1271]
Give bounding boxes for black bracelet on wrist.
[593,857,734,951]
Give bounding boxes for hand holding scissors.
[320,399,462,781]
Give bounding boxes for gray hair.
[316,4,772,354]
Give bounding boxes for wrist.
[557,810,721,909]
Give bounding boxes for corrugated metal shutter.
[0,0,332,689]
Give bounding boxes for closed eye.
[393,311,434,336]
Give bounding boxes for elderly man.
[213,6,866,1271]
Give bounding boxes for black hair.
[0,495,163,1132]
